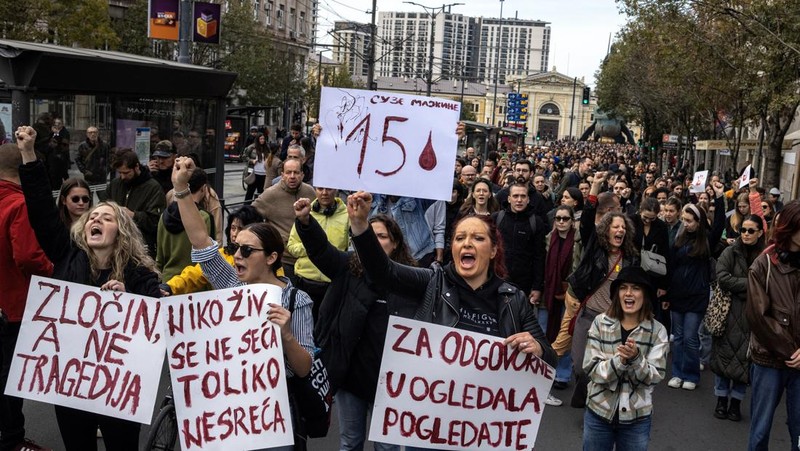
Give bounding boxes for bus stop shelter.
[0,39,236,197]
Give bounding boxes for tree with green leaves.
[1,0,118,48]
[305,62,363,121]
[599,0,800,186]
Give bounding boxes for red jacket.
[0,180,53,322]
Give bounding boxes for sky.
[314,0,629,87]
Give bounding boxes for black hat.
[609,266,656,303]
[152,140,177,158]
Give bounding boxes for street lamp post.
[490,0,505,127]
[404,1,464,97]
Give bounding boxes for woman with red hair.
[347,190,555,366]
[745,200,800,450]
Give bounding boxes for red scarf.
[543,228,576,342]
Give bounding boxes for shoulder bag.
[286,288,332,438]
[704,281,732,337]
[640,236,667,277]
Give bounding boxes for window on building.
[265,1,272,25]
[277,4,284,28]
[299,11,306,35]
[289,7,296,31]
[539,103,560,115]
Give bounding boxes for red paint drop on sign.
[418,132,437,171]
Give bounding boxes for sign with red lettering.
[6,277,165,424]
[316,87,461,201]
[162,284,292,450]
[690,170,708,193]
[369,317,554,450]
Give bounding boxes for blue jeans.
[670,311,702,384]
[537,307,549,337]
[583,409,651,451]
[698,322,712,365]
[336,389,399,451]
[556,350,573,383]
[748,364,800,451]
[714,375,747,400]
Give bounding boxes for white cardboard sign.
[316,87,461,201]
[690,170,708,193]
[162,284,293,451]
[368,317,554,450]
[6,276,165,424]
[739,164,752,188]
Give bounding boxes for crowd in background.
[0,121,798,451]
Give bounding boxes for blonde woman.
[17,126,161,451]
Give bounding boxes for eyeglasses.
[740,228,760,235]
[70,196,91,204]
[231,243,264,258]
[554,216,573,222]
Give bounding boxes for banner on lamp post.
[193,2,221,44]
[148,0,180,41]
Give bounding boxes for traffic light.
[536,131,541,141]
[582,87,590,105]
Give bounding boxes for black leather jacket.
[351,226,557,368]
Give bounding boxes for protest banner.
[6,276,164,424]
[739,164,752,188]
[690,170,708,193]
[163,284,293,451]
[368,317,554,450]
[315,87,461,201]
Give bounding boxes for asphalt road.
[20,162,791,450]
[19,357,791,450]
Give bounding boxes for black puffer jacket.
[710,240,759,384]
[296,217,418,401]
[351,225,557,368]
[20,160,161,297]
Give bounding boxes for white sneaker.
[667,377,683,388]
[682,381,697,391]
[546,393,563,407]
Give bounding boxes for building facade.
[369,11,548,86]
[331,21,372,78]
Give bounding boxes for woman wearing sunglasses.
[17,126,161,451]
[162,205,264,295]
[546,206,584,395]
[171,156,313,450]
[711,214,765,422]
[745,200,800,449]
[57,177,92,227]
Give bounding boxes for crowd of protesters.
[0,119,798,451]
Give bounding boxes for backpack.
[287,288,332,438]
[495,210,537,234]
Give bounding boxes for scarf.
[543,228,575,342]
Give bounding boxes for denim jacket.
[371,195,435,260]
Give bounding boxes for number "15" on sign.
[345,114,438,177]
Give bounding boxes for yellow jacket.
[167,247,231,295]
[287,198,349,282]
[167,247,285,294]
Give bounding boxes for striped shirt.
[583,314,669,423]
[191,241,315,377]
